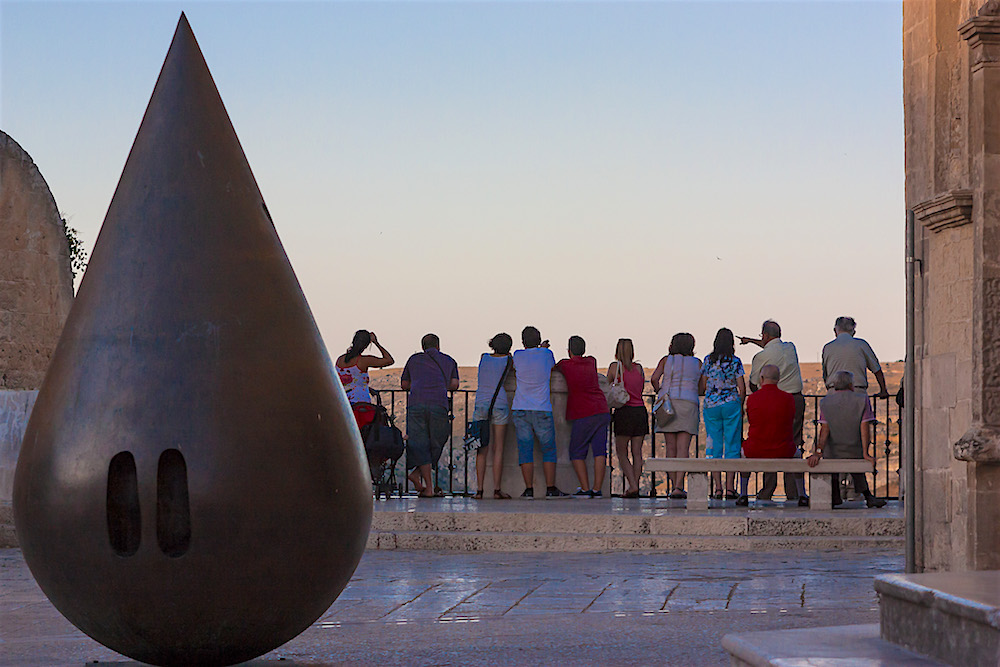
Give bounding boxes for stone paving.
[0,546,903,665]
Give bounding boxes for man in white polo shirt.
[740,320,807,504]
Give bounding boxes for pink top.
[613,362,645,408]
[555,356,609,420]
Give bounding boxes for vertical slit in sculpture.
[107,452,141,556]
[157,449,191,557]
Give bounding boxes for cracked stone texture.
[0,546,902,665]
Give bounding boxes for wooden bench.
[644,458,875,510]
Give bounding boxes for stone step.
[372,508,903,538]
[722,624,945,666]
[367,529,901,552]
[876,571,1000,666]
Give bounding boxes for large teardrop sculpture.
[12,14,371,667]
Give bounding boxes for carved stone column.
[955,12,1000,569]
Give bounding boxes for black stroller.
[357,389,405,499]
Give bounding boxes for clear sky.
[1,1,904,368]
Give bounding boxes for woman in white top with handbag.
[650,332,702,499]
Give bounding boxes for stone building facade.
[0,131,74,512]
[905,0,1000,571]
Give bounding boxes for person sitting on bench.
[738,364,809,507]
[807,370,887,509]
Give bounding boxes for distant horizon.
[366,359,906,395]
[3,2,905,368]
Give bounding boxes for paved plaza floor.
[1,546,902,666]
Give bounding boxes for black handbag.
[361,392,404,463]
[463,357,511,451]
[365,417,404,462]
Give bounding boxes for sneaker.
[735,495,749,507]
[573,488,593,498]
[798,496,810,507]
[520,488,534,500]
[545,487,570,499]
[866,496,887,509]
[591,490,603,498]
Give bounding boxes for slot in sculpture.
[12,13,371,666]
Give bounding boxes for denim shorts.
[406,404,450,470]
[471,404,511,425]
[511,410,557,465]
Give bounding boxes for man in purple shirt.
[401,333,459,497]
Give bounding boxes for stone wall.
[0,131,74,390]
[482,372,613,498]
[904,0,1000,571]
[0,132,74,544]
[0,391,36,546]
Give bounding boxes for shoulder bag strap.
[671,355,685,397]
[486,356,512,421]
[426,351,454,416]
[426,351,451,385]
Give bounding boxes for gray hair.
[831,370,855,391]
[834,316,856,334]
[760,364,781,382]
[762,320,781,338]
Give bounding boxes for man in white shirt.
[740,320,807,504]
[511,326,568,499]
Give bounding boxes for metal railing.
[370,389,901,500]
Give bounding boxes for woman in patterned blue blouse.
[698,328,746,499]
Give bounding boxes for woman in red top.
[607,339,648,498]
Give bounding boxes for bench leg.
[809,473,832,510]
[687,472,709,510]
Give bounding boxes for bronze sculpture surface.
[12,13,371,666]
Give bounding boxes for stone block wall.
[482,372,613,498]
[905,0,1000,571]
[0,391,37,503]
[0,131,74,390]
[0,132,74,545]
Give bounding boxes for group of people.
[335,316,891,508]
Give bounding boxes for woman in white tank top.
[335,330,394,420]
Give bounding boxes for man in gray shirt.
[821,317,890,398]
[807,371,886,508]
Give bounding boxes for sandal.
[494,490,512,500]
[725,490,739,500]
[407,472,425,495]
[711,491,723,500]
[433,487,445,498]
[668,490,687,500]
[624,490,640,499]
[473,491,484,500]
